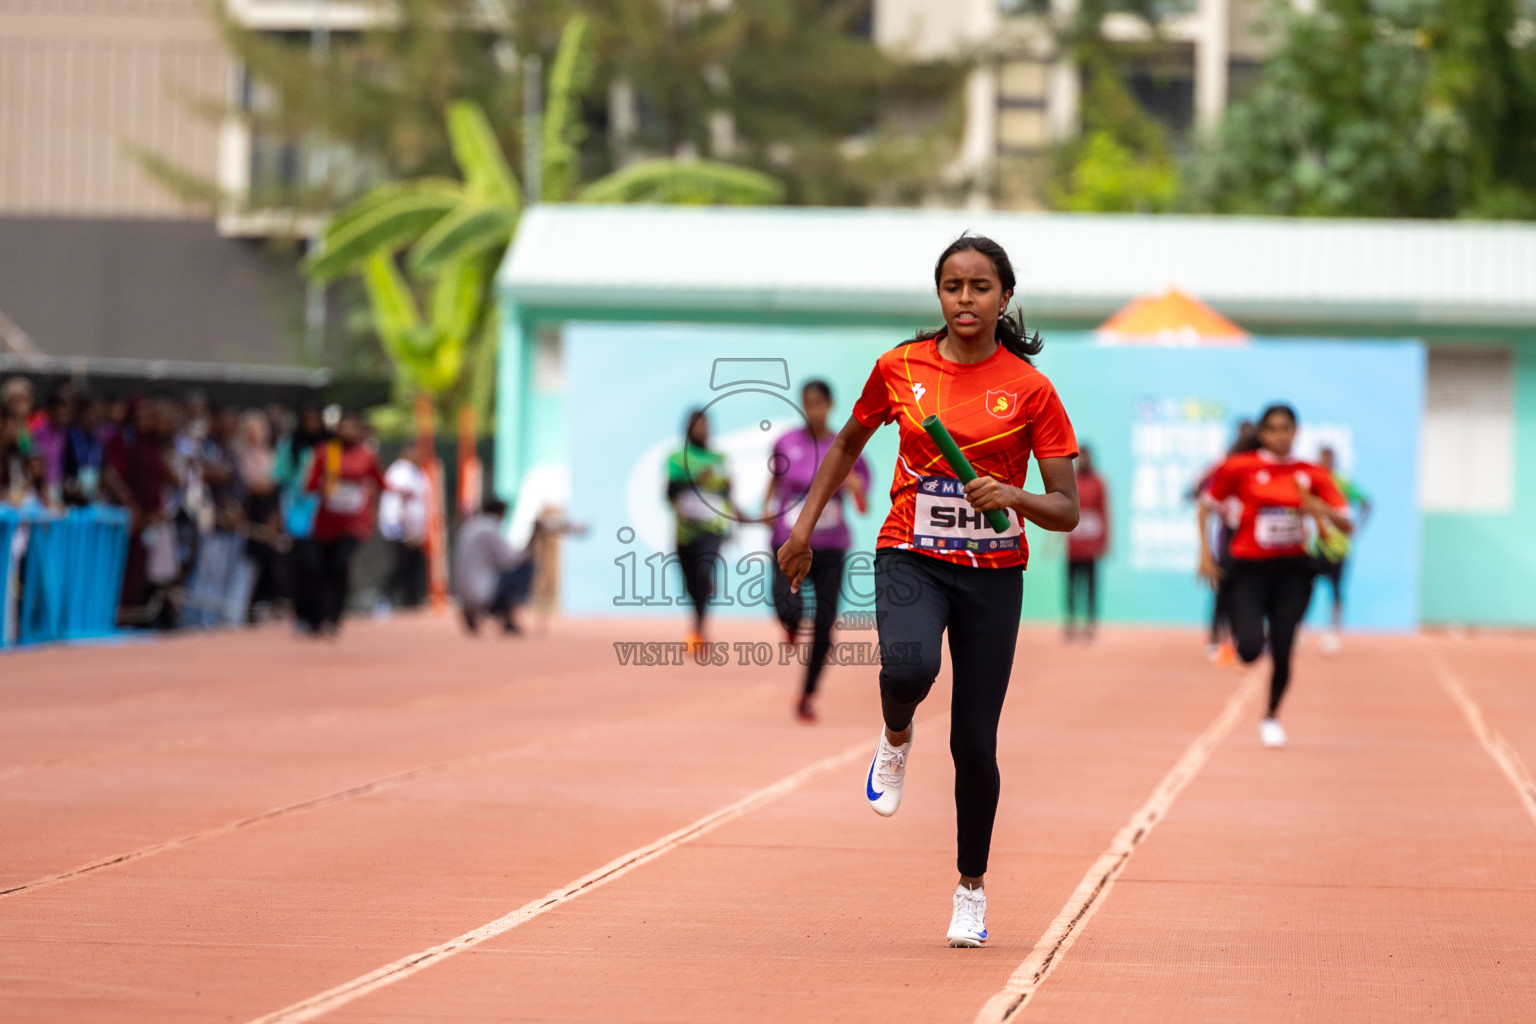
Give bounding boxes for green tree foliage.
[1185,0,1536,217]
[206,0,523,213]
[1044,0,1182,212]
[577,158,785,203]
[515,0,970,204]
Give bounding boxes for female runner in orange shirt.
[777,236,1080,948]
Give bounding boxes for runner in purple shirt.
[764,380,871,723]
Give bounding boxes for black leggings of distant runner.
[1065,558,1098,630]
[771,549,845,698]
[874,548,1022,879]
[1209,533,1235,645]
[1318,557,1347,624]
[304,535,360,633]
[676,534,723,632]
[1227,555,1316,717]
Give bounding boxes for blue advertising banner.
[562,322,1423,631]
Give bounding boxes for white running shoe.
[947,885,988,947]
[1260,717,1287,748]
[865,725,912,817]
[1320,631,1342,655]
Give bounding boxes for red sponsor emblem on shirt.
[985,389,1017,418]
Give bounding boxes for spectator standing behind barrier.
[238,410,286,623]
[1,414,23,504]
[1064,443,1109,643]
[30,389,71,500]
[275,403,327,633]
[2,377,35,454]
[104,398,177,628]
[378,445,430,611]
[184,406,253,628]
[62,393,105,505]
[303,410,387,638]
[453,497,532,635]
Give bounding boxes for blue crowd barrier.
[0,506,130,649]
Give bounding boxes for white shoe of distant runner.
[947,885,988,947]
[1320,631,1342,655]
[865,725,911,817]
[1260,717,1288,748]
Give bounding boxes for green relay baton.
[920,414,1011,534]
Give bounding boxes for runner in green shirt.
[666,409,735,650]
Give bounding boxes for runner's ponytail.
[904,235,1042,364]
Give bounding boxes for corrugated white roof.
[498,205,1536,327]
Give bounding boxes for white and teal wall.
[497,206,1536,629]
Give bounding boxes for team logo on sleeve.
[985,389,1017,418]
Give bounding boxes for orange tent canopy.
[1096,288,1248,345]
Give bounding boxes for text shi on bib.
[911,475,1020,553]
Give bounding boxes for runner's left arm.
[963,457,1079,532]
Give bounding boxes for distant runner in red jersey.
[776,235,1080,949]
[1064,443,1109,643]
[304,409,388,638]
[1198,404,1353,748]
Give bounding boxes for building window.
[1420,348,1514,513]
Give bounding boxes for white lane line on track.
[241,732,886,1024]
[0,731,593,899]
[973,670,1262,1024]
[1436,659,1536,829]
[0,682,780,900]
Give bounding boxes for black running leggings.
[771,549,845,699]
[1227,555,1317,717]
[874,548,1022,878]
[1065,558,1098,628]
[676,534,723,632]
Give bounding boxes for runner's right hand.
[1197,549,1223,591]
[776,534,813,593]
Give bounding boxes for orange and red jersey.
[851,336,1078,570]
[1199,450,1350,561]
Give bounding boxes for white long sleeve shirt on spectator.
[379,459,429,544]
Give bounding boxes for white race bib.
[911,475,1020,554]
[1254,506,1305,549]
[674,489,718,523]
[325,480,367,516]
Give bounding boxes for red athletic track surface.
[2,617,1534,1023]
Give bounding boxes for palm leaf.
[579,159,786,205]
[408,202,519,276]
[447,100,520,207]
[324,177,462,241]
[307,182,462,280]
[430,255,489,346]
[542,15,592,202]
[360,251,423,362]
